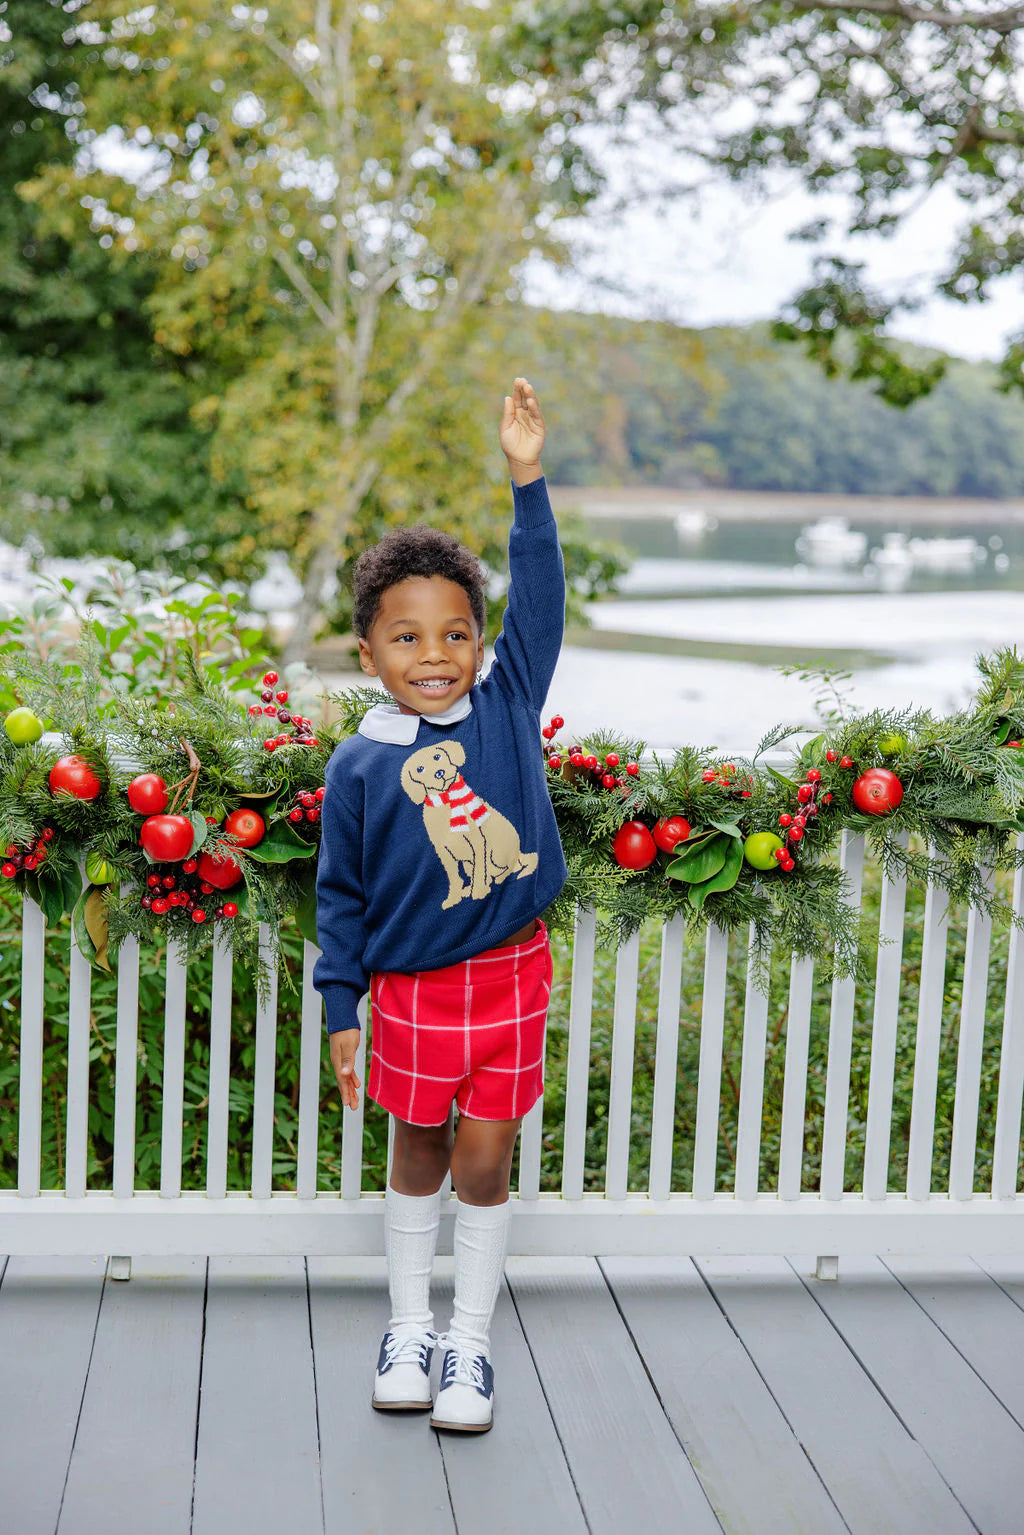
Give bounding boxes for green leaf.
[187,811,209,857]
[706,817,743,838]
[30,865,68,926]
[688,838,744,910]
[993,719,1013,746]
[295,882,319,944]
[245,818,316,862]
[665,833,729,884]
[765,763,800,791]
[71,885,96,961]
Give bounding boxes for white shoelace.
[383,1326,440,1368]
[435,1332,488,1389]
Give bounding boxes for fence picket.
[906,849,951,1200]
[820,832,866,1199]
[949,863,996,1200]
[778,954,815,1200]
[17,894,45,1199]
[605,929,641,1201]
[561,905,596,1201]
[340,994,369,1198]
[993,835,1024,1199]
[518,1093,543,1199]
[649,914,685,1200]
[112,888,140,1200]
[297,940,324,1200]
[159,938,187,1198]
[734,926,770,1201]
[692,924,729,1198]
[250,923,279,1200]
[206,928,233,1198]
[863,834,909,1199]
[65,903,92,1199]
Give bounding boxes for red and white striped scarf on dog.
[425,774,491,830]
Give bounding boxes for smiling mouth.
[410,678,457,691]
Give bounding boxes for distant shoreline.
[549,484,1024,526]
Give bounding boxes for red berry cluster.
[286,785,326,826]
[542,714,639,789]
[701,762,754,798]
[247,671,320,753]
[825,750,854,769]
[139,863,239,924]
[775,767,834,870]
[2,825,55,878]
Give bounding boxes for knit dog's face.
[357,575,484,718]
[400,741,466,805]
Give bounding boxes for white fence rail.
[3,831,1024,1257]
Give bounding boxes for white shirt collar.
[357,691,473,745]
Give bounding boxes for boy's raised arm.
[488,377,565,712]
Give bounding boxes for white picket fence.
[4,829,1024,1260]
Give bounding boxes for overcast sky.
[521,128,1020,364]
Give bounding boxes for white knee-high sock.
[384,1183,441,1331]
[447,1196,511,1356]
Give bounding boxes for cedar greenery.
[3,580,1024,1001]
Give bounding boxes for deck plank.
[0,1256,106,1535]
[192,1256,322,1535]
[57,1257,205,1535]
[307,1257,454,1534]
[506,1256,721,1535]
[697,1255,972,1535]
[792,1252,1024,1535]
[601,1256,845,1535]
[885,1254,1024,1427]
[430,1260,588,1535]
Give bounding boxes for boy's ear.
[357,637,378,677]
[476,632,485,670]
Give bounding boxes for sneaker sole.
[371,1396,433,1412]
[429,1415,493,1433]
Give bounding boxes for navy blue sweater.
[313,475,568,1034]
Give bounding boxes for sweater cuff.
[511,474,553,530]
[321,981,365,1035]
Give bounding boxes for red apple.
[223,808,265,848]
[127,773,168,815]
[48,754,102,800]
[652,815,692,854]
[852,768,904,816]
[139,814,195,862]
[612,821,658,870]
[196,848,244,890]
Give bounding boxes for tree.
[504,1,1024,404]
[0,0,254,584]
[32,0,636,659]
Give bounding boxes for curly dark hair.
[351,525,487,639]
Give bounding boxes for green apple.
[85,850,116,885]
[4,707,43,745]
[878,732,906,758]
[743,831,785,870]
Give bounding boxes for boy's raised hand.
[329,1029,361,1110]
[499,377,545,481]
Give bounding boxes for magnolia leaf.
[72,886,96,961]
[666,833,729,884]
[688,839,744,910]
[295,883,319,944]
[706,818,743,838]
[187,811,209,858]
[245,818,316,862]
[993,719,1013,746]
[765,764,799,791]
[84,886,112,972]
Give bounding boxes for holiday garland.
[3,638,1024,1000]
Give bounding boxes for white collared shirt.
[357,691,474,745]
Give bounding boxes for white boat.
[795,517,868,567]
[907,536,984,572]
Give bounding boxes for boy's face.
[358,576,485,718]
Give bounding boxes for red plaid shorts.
[367,920,552,1126]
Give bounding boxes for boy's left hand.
[499,377,545,479]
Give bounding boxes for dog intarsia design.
[400,741,539,910]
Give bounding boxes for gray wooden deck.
[3,1252,1024,1534]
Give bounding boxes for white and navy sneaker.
[371,1324,439,1411]
[429,1335,495,1432]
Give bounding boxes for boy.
[313,378,566,1432]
